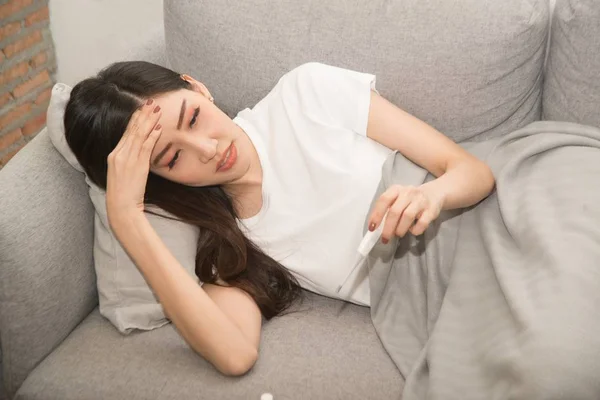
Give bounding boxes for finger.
[113,114,137,155]
[126,99,154,137]
[142,103,162,137]
[140,123,162,160]
[368,187,400,231]
[382,194,412,243]
[131,103,162,154]
[123,104,146,139]
[113,103,145,153]
[134,99,156,130]
[109,100,155,166]
[114,125,135,155]
[133,103,161,142]
[395,201,424,238]
[117,133,134,163]
[410,210,434,236]
[110,126,135,162]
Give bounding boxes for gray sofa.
[1,0,599,399]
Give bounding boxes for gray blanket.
[367,121,600,400]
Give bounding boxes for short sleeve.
[278,62,378,136]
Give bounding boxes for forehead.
[154,89,191,126]
[149,90,190,168]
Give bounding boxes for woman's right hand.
[106,99,163,229]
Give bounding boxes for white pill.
[260,393,274,400]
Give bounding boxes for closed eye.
[190,107,200,128]
[168,150,180,170]
[166,107,199,170]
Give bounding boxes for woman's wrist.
[419,180,448,211]
[420,159,494,211]
[108,208,147,236]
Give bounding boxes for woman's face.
[148,88,253,188]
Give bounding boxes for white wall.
[49,0,164,86]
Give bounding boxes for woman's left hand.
[368,184,445,243]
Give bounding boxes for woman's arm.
[104,101,260,377]
[111,213,261,376]
[366,91,495,211]
[365,91,495,241]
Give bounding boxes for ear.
[180,74,214,103]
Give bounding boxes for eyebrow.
[152,142,172,167]
[177,98,186,130]
[152,99,186,167]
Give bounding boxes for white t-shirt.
[233,62,393,306]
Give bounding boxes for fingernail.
[153,105,161,113]
[369,223,376,231]
[146,99,153,105]
[381,238,389,244]
[155,124,161,130]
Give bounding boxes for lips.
[216,142,237,172]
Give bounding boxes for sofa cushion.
[15,292,401,400]
[165,0,548,142]
[542,0,600,128]
[0,130,98,398]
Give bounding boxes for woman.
[64,61,495,376]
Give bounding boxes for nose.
[194,137,218,163]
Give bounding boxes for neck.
[223,169,261,196]
[222,125,263,217]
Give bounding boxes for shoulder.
[276,62,342,90]
[245,63,341,118]
[273,62,365,109]
[277,62,376,98]
[283,62,335,78]
[245,62,374,126]
[244,63,330,114]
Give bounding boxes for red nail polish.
[147,99,153,105]
[155,124,161,130]
[382,238,389,244]
[154,105,160,113]
[369,223,376,231]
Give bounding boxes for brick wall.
[0,0,56,168]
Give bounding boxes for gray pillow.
[165,0,549,142]
[543,0,600,128]
[47,83,200,334]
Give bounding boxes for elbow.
[482,162,496,193]
[474,160,496,200]
[219,346,259,377]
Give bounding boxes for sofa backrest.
[165,0,549,143]
[543,0,600,128]
[0,129,98,397]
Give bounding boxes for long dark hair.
[64,61,303,319]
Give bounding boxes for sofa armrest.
[0,130,97,398]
